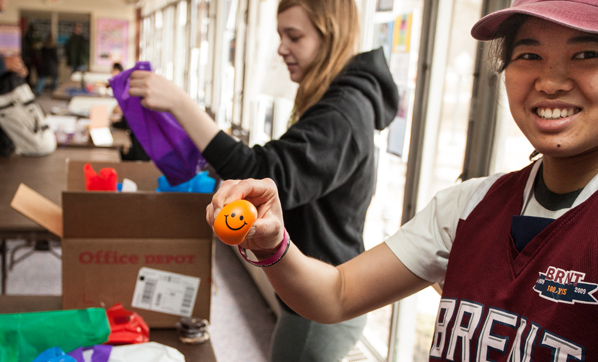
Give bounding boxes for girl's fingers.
[207,178,284,250]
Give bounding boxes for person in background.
[106,62,124,96]
[64,23,88,73]
[206,0,598,360]
[35,33,59,96]
[127,0,398,360]
[111,62,124,76]
[21,23,42,88]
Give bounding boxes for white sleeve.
[385,177,491,287]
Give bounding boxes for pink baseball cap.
[471,0,598,41]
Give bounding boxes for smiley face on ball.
[224,209,249,230]
[214,199,258,245]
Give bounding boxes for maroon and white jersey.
[432,164,598,361]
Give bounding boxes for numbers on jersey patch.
[534,266,598,305]
[545,285,567,295]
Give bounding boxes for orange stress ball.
[214,200,258,245]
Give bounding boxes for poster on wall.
[387,87,410,158]
[95,18,128,67]
[373,21,394,63]
[392,13,412,54]
[388,13,413,85]
[385,13,414,158]
[0,25,20,56]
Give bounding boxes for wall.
[1,0,137,72]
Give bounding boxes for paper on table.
[89,127,114,147]
[89,105,113,146]
[44,115,78,133]
[68,96,118,117]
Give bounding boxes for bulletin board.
[95,18,128,66]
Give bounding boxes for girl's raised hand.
[207,178,286,252]
[128,70,187,113]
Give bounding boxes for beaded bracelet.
[237,230,290,267]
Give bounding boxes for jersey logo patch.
[534,266,598,305]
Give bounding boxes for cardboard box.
[11,161,214,328]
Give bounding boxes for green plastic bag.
[0,308,110,362]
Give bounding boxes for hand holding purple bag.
[109,62,207,186]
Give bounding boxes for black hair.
[488,14,529,73]
[487,14,542,161]
[112,62,124,72]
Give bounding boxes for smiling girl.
[207,0,598,360]
[128,0,398,360]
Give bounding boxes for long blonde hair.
[278,0,360,120]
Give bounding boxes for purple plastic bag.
[68,345,112,362]
[109,61,206,186]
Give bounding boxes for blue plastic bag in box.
[109,61,207,186]
[32,347,77,362]
[156,171,216,193]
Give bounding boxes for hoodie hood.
[334,47,399,130]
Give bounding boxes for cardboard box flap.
[10,183,63,237]
[62,192,213,239]
[67,160,162,191]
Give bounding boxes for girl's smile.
[531,101,581,133]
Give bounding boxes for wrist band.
[238,230,290,267]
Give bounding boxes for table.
[52,81,110,101]
[60,127,131,150]
[45,115,132,151]
[70,71,112,84]
[0,148,121,293]
[0,295,218,361]
[67,96,118,117]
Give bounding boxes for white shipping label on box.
[132,267,200,317]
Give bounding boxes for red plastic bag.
[84,163,118,191]
[105,303,150,345]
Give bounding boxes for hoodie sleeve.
[203,104,365,209]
